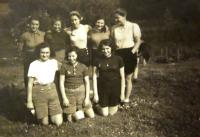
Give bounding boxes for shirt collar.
[30,30,42,35]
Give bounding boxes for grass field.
[0,34,200,137]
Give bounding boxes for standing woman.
[18,16,45,88]
[111,8,142,104]
[88,16,110,65]
[26,43,63,126]
[45,17,70,68]
[59,48,95,122]
[65,11,91,66]
[93,39,125,116]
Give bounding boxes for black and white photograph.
[0,0,199,136]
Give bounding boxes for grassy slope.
[0,34,199,137]
[0,61,199,137]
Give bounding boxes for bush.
[8,0,120,26]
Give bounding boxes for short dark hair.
[30,15,40,22]
[67,46,78,55]
[69,11,82,20]
[114,8,127,17]
[52,16,63,28]
[94,15,107,32]
[35,42,55,58]
[98,39,116,52]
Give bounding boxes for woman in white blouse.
[111,8,142,105]
[26,43,63,126]
[65,11,91,66]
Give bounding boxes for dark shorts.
[63,85,92,114]
[32,83,62,119]
[115,47,137,74]
[98,78,121,107]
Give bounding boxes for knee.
[74,110,85,121]
[51,114,63,126]
[126,76,132,83]
[54,118,63,127]
[85,108,95,118]
[101,108,109,117]
[102,111,109,117]
[41,117,49,125]
[109,106,118,116]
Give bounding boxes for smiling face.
[95,19,105,30]
[70,15,81,29]
[68,51,78,64]
[101,45,112,58]
[53,20,62,32]
[30,20,40,33]
[40,47,50,61]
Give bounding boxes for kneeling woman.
[59,48,94,122]
[26,43,63,126]
[93,39,125,116]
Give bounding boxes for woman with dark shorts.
[111,8,142,105]
[93,39,125,116]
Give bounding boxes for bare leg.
[125,73,133,102]
[100,107,109,117]
[67,114,73,122]
[109,106,118,115]
[50,113,63,126]
[143,58,147,66]
[133,57,140,80]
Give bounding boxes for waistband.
[116,47,133,51]
[34,82,54,87]
[65,84,84,90]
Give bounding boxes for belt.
[65,84,83,89]
[34,82,54,87]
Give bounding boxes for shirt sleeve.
[133,23,142,39]
[60,63,66,75]
[27,62,36,77]
[82,64,89,76]
[92,58,99,67]
[86,24,92,33]
[53,59,58,71]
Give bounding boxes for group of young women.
[21,8,142,126]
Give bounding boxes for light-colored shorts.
[32,83,62,119]
[63,84,92,114]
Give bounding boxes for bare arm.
[84,75,90,100]
[131,23,142,54]
[92,66,99,103]
[120,67,126,102]
[27,77,34,109]
[59,75,69,106]
[83,75,91,107]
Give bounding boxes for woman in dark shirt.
[93,39,125,116]
[59,48,94,122]
[45,17,70,67]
